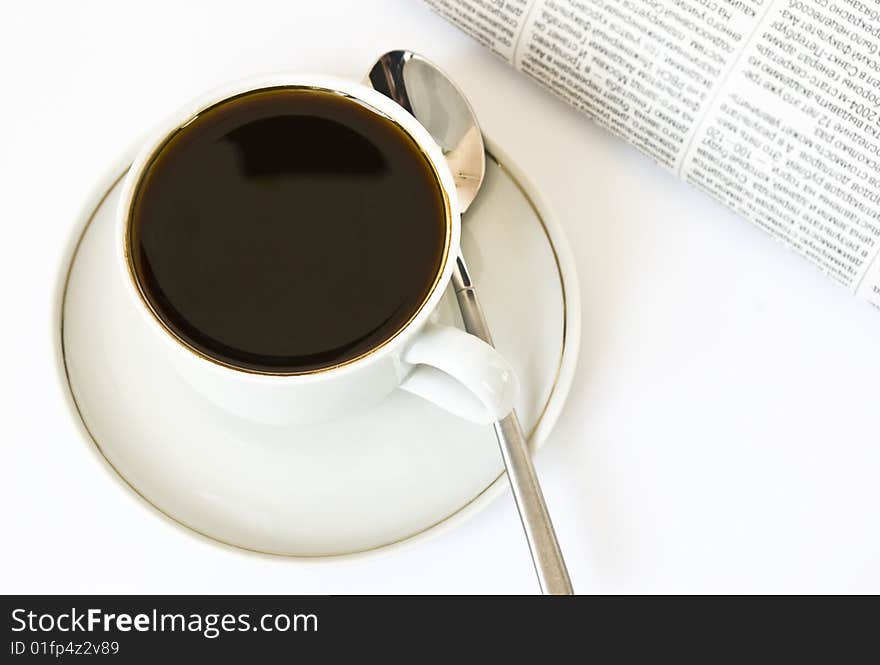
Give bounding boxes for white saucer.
[58,138,581,557]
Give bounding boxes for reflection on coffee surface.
[129,88,447,373]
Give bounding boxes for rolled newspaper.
[425,0,880,308]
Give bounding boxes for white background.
[2,0,879,594]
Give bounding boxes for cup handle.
[399,322,519,424]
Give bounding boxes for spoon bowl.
[368,50,485,213]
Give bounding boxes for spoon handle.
[452,256,574,595]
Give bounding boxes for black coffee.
[129,87,448,374]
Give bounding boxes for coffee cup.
[115,74,517,425]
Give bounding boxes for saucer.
[58,138,581,557]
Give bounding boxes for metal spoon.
[367,50,573,595]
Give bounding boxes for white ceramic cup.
[115,74,518,425]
